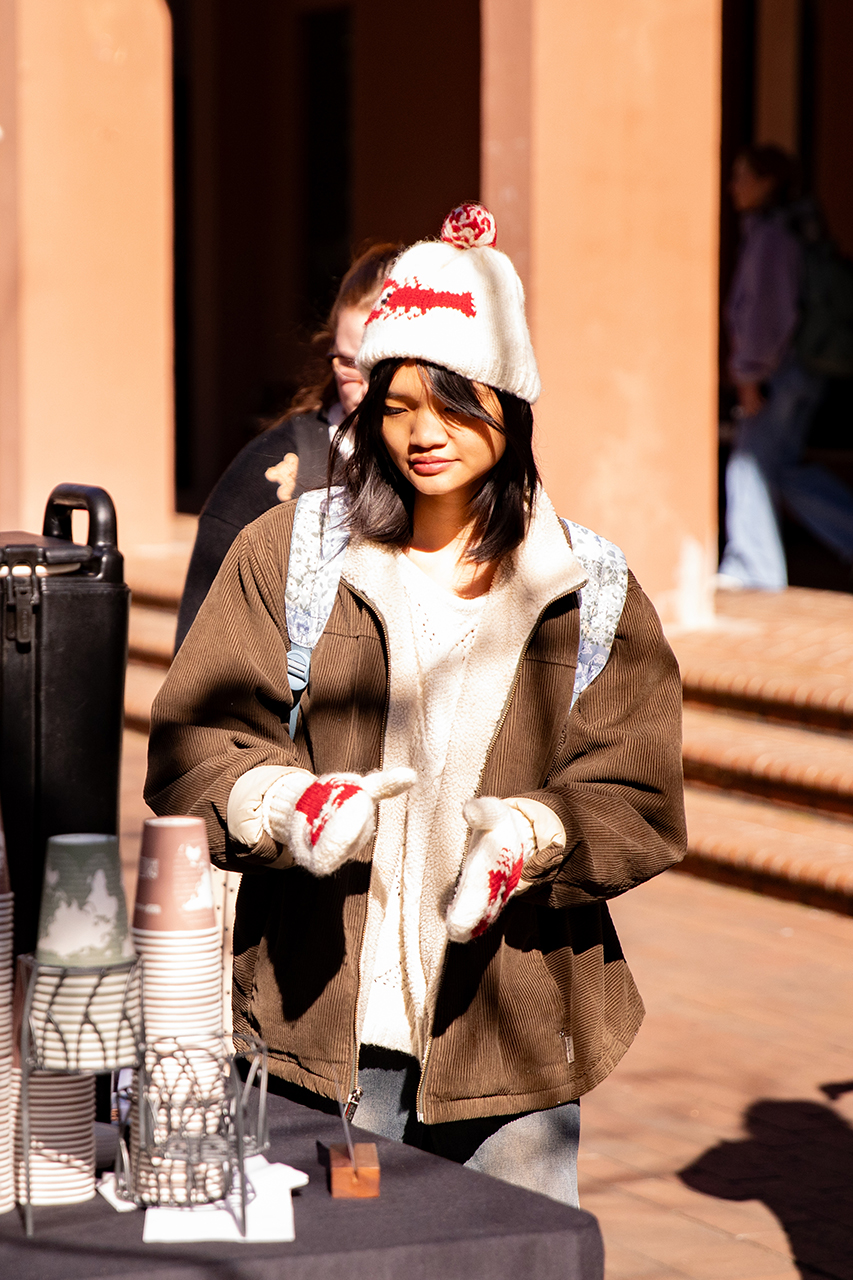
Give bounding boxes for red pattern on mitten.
[295,778,363,847]
[263,767,416,877]
[446,798,535,943]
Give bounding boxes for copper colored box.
[328,1143,380,1198]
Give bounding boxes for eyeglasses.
[326,352,360,371]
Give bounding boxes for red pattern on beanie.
[295,778,362,847]
[366,277,476,326]
[440,203,497,249]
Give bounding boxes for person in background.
[175,242,402,647]
[717,145,853,590]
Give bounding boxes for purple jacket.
[725,210,802,384]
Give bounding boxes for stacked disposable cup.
[24,833,139,1072]
[130,1037,230,1204]
[36,834,133,969]
[132,817,221,1039]
[12,1068,95,1206]
[25,965,140,1073]
[130,817,226,1203]
[0,819,13,1214]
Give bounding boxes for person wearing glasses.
[175,242,402,649]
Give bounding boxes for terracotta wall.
[0,0,174,549]
[171,0,481,512]
[484,0,722,626]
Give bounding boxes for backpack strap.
[561,519,629,708]
[285,487,350,737]
[284,501,628,737]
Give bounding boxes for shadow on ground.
[679,1098,853,1280]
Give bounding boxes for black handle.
[42,484,119,549]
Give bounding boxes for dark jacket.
[146,499,687,1124]
[175,412,330,649]
[726,209,802,385]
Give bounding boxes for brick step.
[123,524,191,733]
[125,659,168,733]
[682,705,853,819]
[681,784,853,913]
[669,587,853,733]
[128,602,176,668]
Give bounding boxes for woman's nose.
[409,405,449,448]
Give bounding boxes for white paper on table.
[142,1155,309,1243]
[97,1171,140,1213]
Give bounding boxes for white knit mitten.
[262,767,415,876]
[446,798,535,943]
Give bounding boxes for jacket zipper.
[345,580,580,1125]
[415,588,578,1124]
[415,1034,434,1122]
[340,580,393,1119]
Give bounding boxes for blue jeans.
[719,360,853,589]
[354,1046,580,1207]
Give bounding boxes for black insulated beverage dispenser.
[0,484,130,957]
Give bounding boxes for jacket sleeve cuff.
[505,797,567,893]
[227,765,315,867]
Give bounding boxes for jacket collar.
[341,486,587,631]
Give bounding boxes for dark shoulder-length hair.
[330,359,540,564]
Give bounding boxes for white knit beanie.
[357,203,541,404]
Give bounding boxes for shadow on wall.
[679,1095,853,1280]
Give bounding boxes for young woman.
[146,204,686,1206]
[175,241,402,648]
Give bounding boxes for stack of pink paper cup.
[0,821,13,1214]
[132,816,222,1040]
[130,817,226,1203]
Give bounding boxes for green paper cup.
[36,834,132,968]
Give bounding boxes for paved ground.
[581,872,853,1279]
[121,730,853,1279]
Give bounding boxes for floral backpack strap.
[561,519,629,708]
[284,486,350,737]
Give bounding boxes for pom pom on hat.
[358,204,540,403]
[440,203,497,250]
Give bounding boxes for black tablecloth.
[0,1091,604,1279]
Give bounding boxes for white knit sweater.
[360,553,487,1055]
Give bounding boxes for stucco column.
[0,0,174,549]
[483,0,721,627]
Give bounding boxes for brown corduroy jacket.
[145,498,687,1124]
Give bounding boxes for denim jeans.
[719,359,853,589]
[353,1046,580,1207]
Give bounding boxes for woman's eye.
[383,405,406,416]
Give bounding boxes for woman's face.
[730,156,776,212]
[381,362,506,502]
[330,306,371,415]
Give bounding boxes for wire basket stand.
[18,952,143,1236]
[114,1032,268,1236]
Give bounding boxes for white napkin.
[141,1155,309,1243]
[97,1171,140,1213]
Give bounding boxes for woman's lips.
[410,457,454,475]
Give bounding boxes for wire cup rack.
[17,953,144,1235]
[17,955,268,1238]
[114,1032,269,1236]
